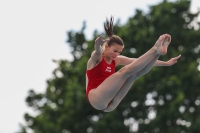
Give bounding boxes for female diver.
[86,16,181,112]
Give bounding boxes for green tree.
[19,0,200,133]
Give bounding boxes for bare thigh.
[88,69,130,110]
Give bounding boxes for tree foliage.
[19,0,200,133]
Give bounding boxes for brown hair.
[103,16,124,47]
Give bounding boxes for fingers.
[173,59,178,63]
[97,35,109,42]
[173,55,181,60]
[173,55,182,63]
[95,36,101,41]
[96,35,102,40]
[169,55,181,65]
[175,54,181,59]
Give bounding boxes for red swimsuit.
[86,58,116,99]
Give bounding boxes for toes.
[160,35,166,42]
[166,36,170,42]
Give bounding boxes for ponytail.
[102,16,124,52]
[104,16,114,38]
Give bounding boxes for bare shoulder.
[114,55,136,66]
[87,51,102,70]
[114,55,126,66]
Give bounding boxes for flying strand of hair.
[104,16,114,38]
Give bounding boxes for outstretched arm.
[115,55,181,67]
[154,54,181,66]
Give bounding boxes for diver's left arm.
[154,55,181,66]
[115,55,181,66]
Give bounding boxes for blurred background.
[0,0,200,133]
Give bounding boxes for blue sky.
[0,0,199,133]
